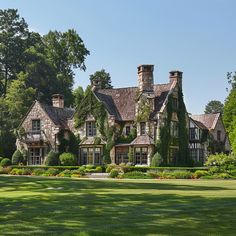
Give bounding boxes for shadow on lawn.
[0,176,236,236]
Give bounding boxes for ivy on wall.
[74,87,119,164]
[156,88,190,166]
[135,95,151,123]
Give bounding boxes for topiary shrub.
[151,152,163,167]
[44,151,59,166]
[95,166,103,173]
[12,150,24,165]
[109,169,119,178]
[59,152,77,166]
[0,158,12,167]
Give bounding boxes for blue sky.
[0,0,235,114]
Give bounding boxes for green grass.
[0,176,236,236]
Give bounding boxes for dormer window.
[140,122,146,135]
[32,119,41,133]
[86,121,96,137]
[125,126,131,136]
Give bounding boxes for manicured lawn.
[0,176,236,236]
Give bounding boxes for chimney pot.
[52,94,64,108]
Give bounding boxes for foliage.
[122,171,149,179]
[0,158,11,167]
[193,170,209,179]
[89,69,112,89]
[204,100,224,114]
[109,169,119,178]
[151,152,163,167]
[128,147,134,163]
[57,169,72,177]
[44,151,59,166]
[117,128,137,144]
[73,86,84,107]
[229,116,236,154]
[135,95,151,122]
[12,150,24,165]
[58,131,79,155]
[42,168,61,176]
[59,152,77,166]
[205,153,236,170]
[106,164,117,173]
[177,89,190,166]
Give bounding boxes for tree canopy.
[204,100,224,114]
[89,69,112,89]
[0,8,90,158]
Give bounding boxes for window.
[140,122,146,135]
[86,121,96,137]
[172,98,178,110]
[80,147,102,165]
[171,121,178,137]
[189,128,197,141]
[217,130,221,142]
[28,148,44,165]
[135,147,148,165]
[115,147,129,164]
[125,126,131,136]
[32,119,41,133]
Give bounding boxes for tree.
[73,86,84,107]
[229,117,236,154]
[204,100,224,114]
[0,9,30,97]
[89,69,112,89]
[43,30,90,105]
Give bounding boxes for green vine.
[135,95,151,122]
[116,128,137,144]
[74,87,120,164]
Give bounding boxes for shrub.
[58,169,72,177]
[0,158,11,167]
[0,157,4,163]
[205,153,236,171]
[194,170,209,179]
[151,152,163,167]
[109,169,119,178]
[12,150,24,165]
[95,166,103,173]
[214,173,231,179]
[71,169,85,177]
[59,152,77,166]
[44,151,59,166]
[0,166,12,174]
[21,168,32,175]
[119,163,131,173]
[106,164,117,173]
[147,171,160,179]
[10,168,23,175]
[85,165,95,170]
[208,166,221,175]
[43,168,61,176]
[32,168,45,176]
[122,171,149,179]
[229,169,236,177]
[172,171,193,179]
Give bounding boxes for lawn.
[0,176,236,236]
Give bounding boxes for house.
[16,94,74,165]
[18,64,229,166]
[69,65,189,166]
[189,113,231,164]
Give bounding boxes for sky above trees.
[0,0,235,114]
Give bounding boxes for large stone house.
[16,65,231,166]
[189,113,231,164]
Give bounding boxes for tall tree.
[0,9,29,97]
[204,100,224,114]
[73,86,84,107]
[43,30,90,105]
[89,69,112,89]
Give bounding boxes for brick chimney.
[91,78,102,91]
[169,71,183,89]
[52,94,64,108]
[137,65,154,93]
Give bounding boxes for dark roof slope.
[95,83,172,121]
[190,113,220,130]
[41,104,74,129]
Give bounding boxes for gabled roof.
[190,113,221,130]
[189,116,208,130]
[40,104,74,129]
[94,83,172,121]
[131,134,154,145]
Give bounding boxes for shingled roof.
[40,104,74,129]
[190,113,221,130]
[94,83,172,121]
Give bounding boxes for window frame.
[140,122,146,135]
[32,119,41,133]
[86,121,97,137]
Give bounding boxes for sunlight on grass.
[0,176,235,235]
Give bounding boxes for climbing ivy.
[74,87,119,164]
[135,95,151,122]
[177,89,190,166]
